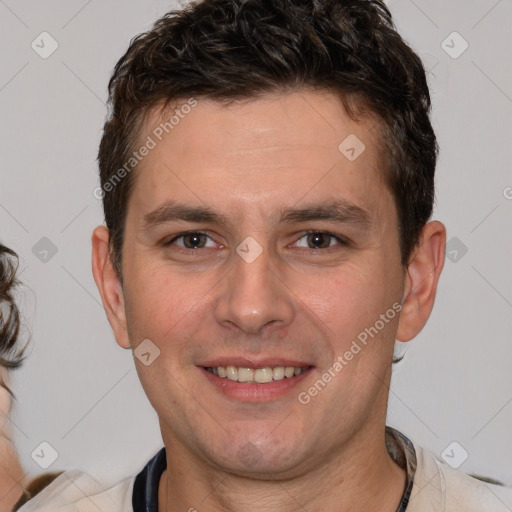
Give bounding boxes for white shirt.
[17,431,512,512]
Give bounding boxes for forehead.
[128,90,390,220]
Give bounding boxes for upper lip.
[199,357,313,369]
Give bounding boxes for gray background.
[1,0,511,487]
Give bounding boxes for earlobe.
[396,221,446,342]
[91,226,131,349]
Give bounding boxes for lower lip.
[200,367,313,402]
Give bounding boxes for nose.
[214,243,295,336]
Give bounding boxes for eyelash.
[296,230,350,250]
[164,230,349,251]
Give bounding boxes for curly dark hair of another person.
[0,244,26,395]
[98,0,437,278]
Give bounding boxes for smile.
[205,366,310,383]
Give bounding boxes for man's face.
[116,91,406,477]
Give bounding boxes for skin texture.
[93,90,445,512]
[0,371,25,511]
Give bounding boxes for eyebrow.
[280,200,372,228]
[142,201,230,229]
[142,199,372,230]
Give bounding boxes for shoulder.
[16,470,135,512]
[408,444,512,512]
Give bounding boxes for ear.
[91,226,131,349]
[396,221,446,342]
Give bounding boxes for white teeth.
[226,365,238,381]
[206,365,308,383]
[254,367,273,384]
[285,367,295,378]
[272,366,285,380]
[238,367,254,382]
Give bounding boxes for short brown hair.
[98,0,437,276]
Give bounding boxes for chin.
[193,423,311,478]
[210,446,305,478]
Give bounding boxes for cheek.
[123,263,202,344]
[306,260,400,354]
[303,262,386,322]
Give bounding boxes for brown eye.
[306,233,332,249]
[294,231,346,250]
[167,232,214,249]
[183,233,206,249]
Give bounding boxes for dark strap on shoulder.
[132,448,167,512]
[385,427,417,512]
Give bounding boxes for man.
[19,0,512,510]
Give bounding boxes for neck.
[158,426,406,512]
[0,434,26,511]
[1,375,26,510]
